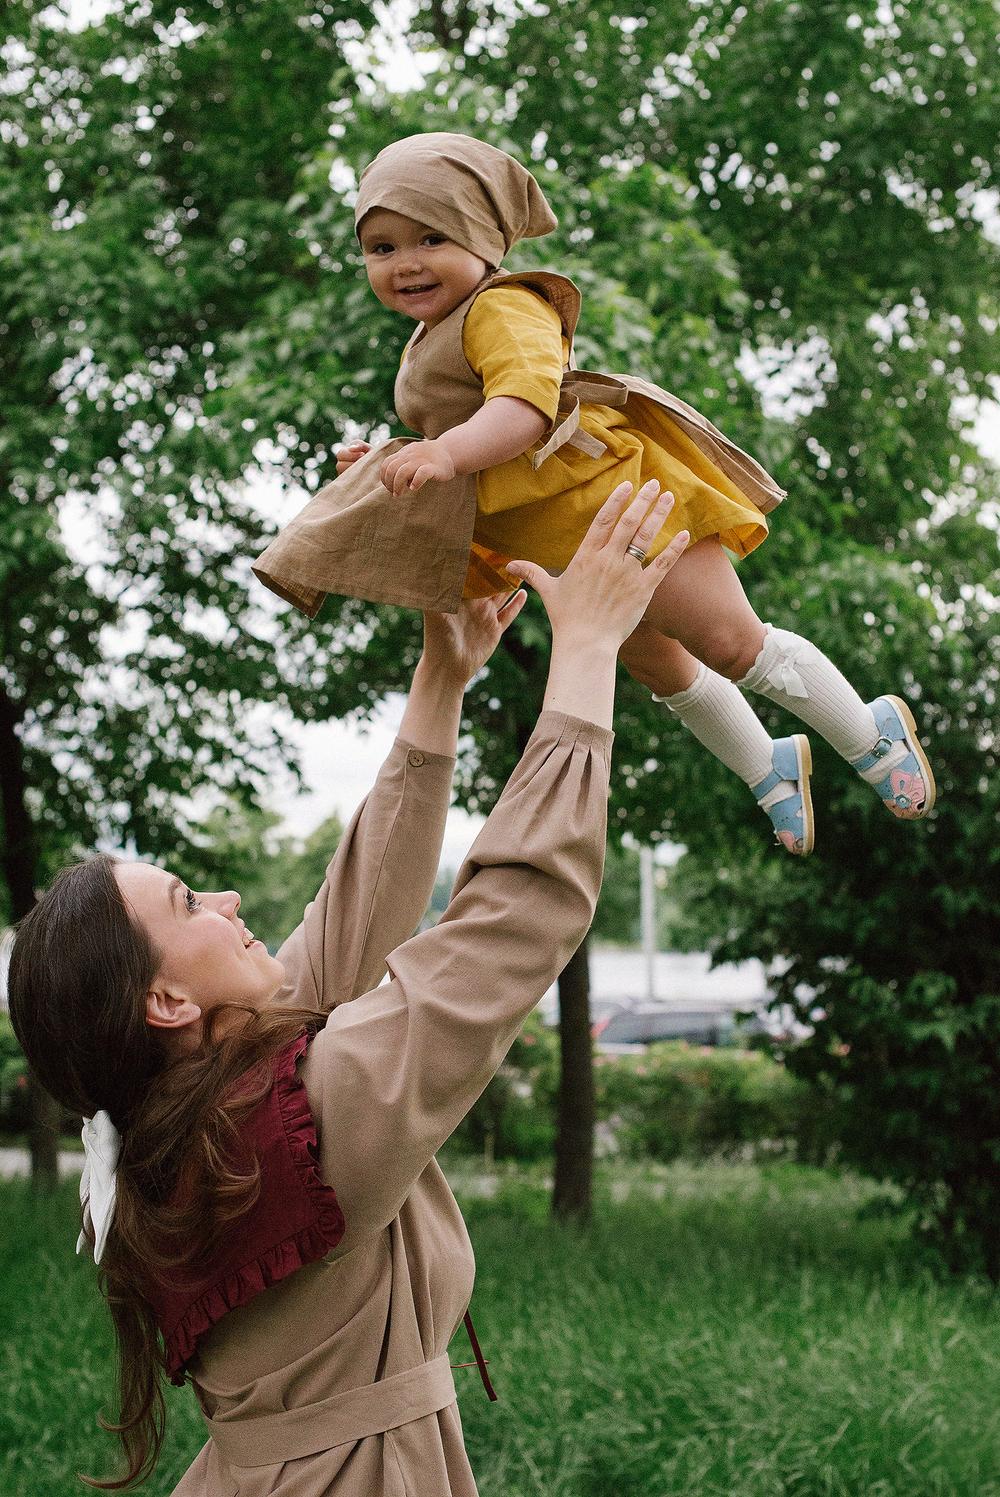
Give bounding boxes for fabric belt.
[204,1315,495,1468]
[205,1354,458,1467]
[531,369,630,470]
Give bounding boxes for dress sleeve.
[271,737,455,1014]
[462,286,567,425]
[300,710,612,1252]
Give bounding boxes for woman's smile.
[114,862,286,1026]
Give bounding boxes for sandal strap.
[854,738,910,784]
[757,781,798,814]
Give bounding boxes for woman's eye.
[185,889,202,912]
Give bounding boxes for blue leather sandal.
[751,734,815,855]
[849,696,936,819]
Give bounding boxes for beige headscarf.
[354,132,557,267]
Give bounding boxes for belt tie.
[531,368,631,470]
[204,1313,495,1467]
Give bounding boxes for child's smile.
[359,209,490,329]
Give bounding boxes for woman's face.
[359,208,489,328]
[115,863,285,1035]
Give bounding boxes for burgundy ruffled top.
[147,1028,346,1387]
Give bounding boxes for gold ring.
[625,544,647,562]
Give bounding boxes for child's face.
[359,209,489,329]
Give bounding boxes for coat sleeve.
[271,737,455,1014]
[300,710,612,1252]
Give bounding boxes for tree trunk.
[552,930,594,1224]
[0,685,59,1189]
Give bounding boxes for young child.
[253,132,935,854]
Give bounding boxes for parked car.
[591,1003,770,1048]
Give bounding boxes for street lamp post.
[640,845,656,1002]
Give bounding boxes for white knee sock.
[655,663,781,789]
[738,624,878,762]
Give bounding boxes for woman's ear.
[146,988,202,1031]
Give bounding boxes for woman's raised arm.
[302,482,689,1249]
[272,592,527,1012]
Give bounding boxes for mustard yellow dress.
[454,286,769,596]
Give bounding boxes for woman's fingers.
[581,481,637,552]
[496,588,527,627]
[609,478,664,552]
[650,528,690,578]
[505,559,549,597]
[628,489,675,554]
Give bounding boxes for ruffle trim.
[163,1027,346,1386]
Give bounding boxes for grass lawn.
[2,1160,998,1496]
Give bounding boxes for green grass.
[2,1163,999,1496]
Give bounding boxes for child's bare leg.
[639,537,766,677]
[619,623,700,696]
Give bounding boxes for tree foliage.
[3,1,998,1262]
[399,0,1000,1270]
[0,0,378,912]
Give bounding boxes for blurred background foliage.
[1,0,997,1264]
[444,1012,847,1173]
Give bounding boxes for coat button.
[407,750,425,767]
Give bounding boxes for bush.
[450,1012,560,1162]
[595,1041,843,1164]
[0,1014,31,1134]
[451,1020,845,1167]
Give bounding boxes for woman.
[9,481,685,1495]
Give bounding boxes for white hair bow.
[76,1110,121,1265]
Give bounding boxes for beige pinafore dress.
[252,271,785,616]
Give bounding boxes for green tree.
[0,0,377,1180]
[402,0,1000,1267]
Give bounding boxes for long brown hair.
[7,854,323,1489]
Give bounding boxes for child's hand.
[380,440,457,496]
[335,440,371,475]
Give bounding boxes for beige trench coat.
[170,709,611,1496]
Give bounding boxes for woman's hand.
[422,589,528,686]
[380,440,457,496]
[335,440,371,475]
[399,591,527,756]
[505,480,689,728]
[507,480,687,649]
